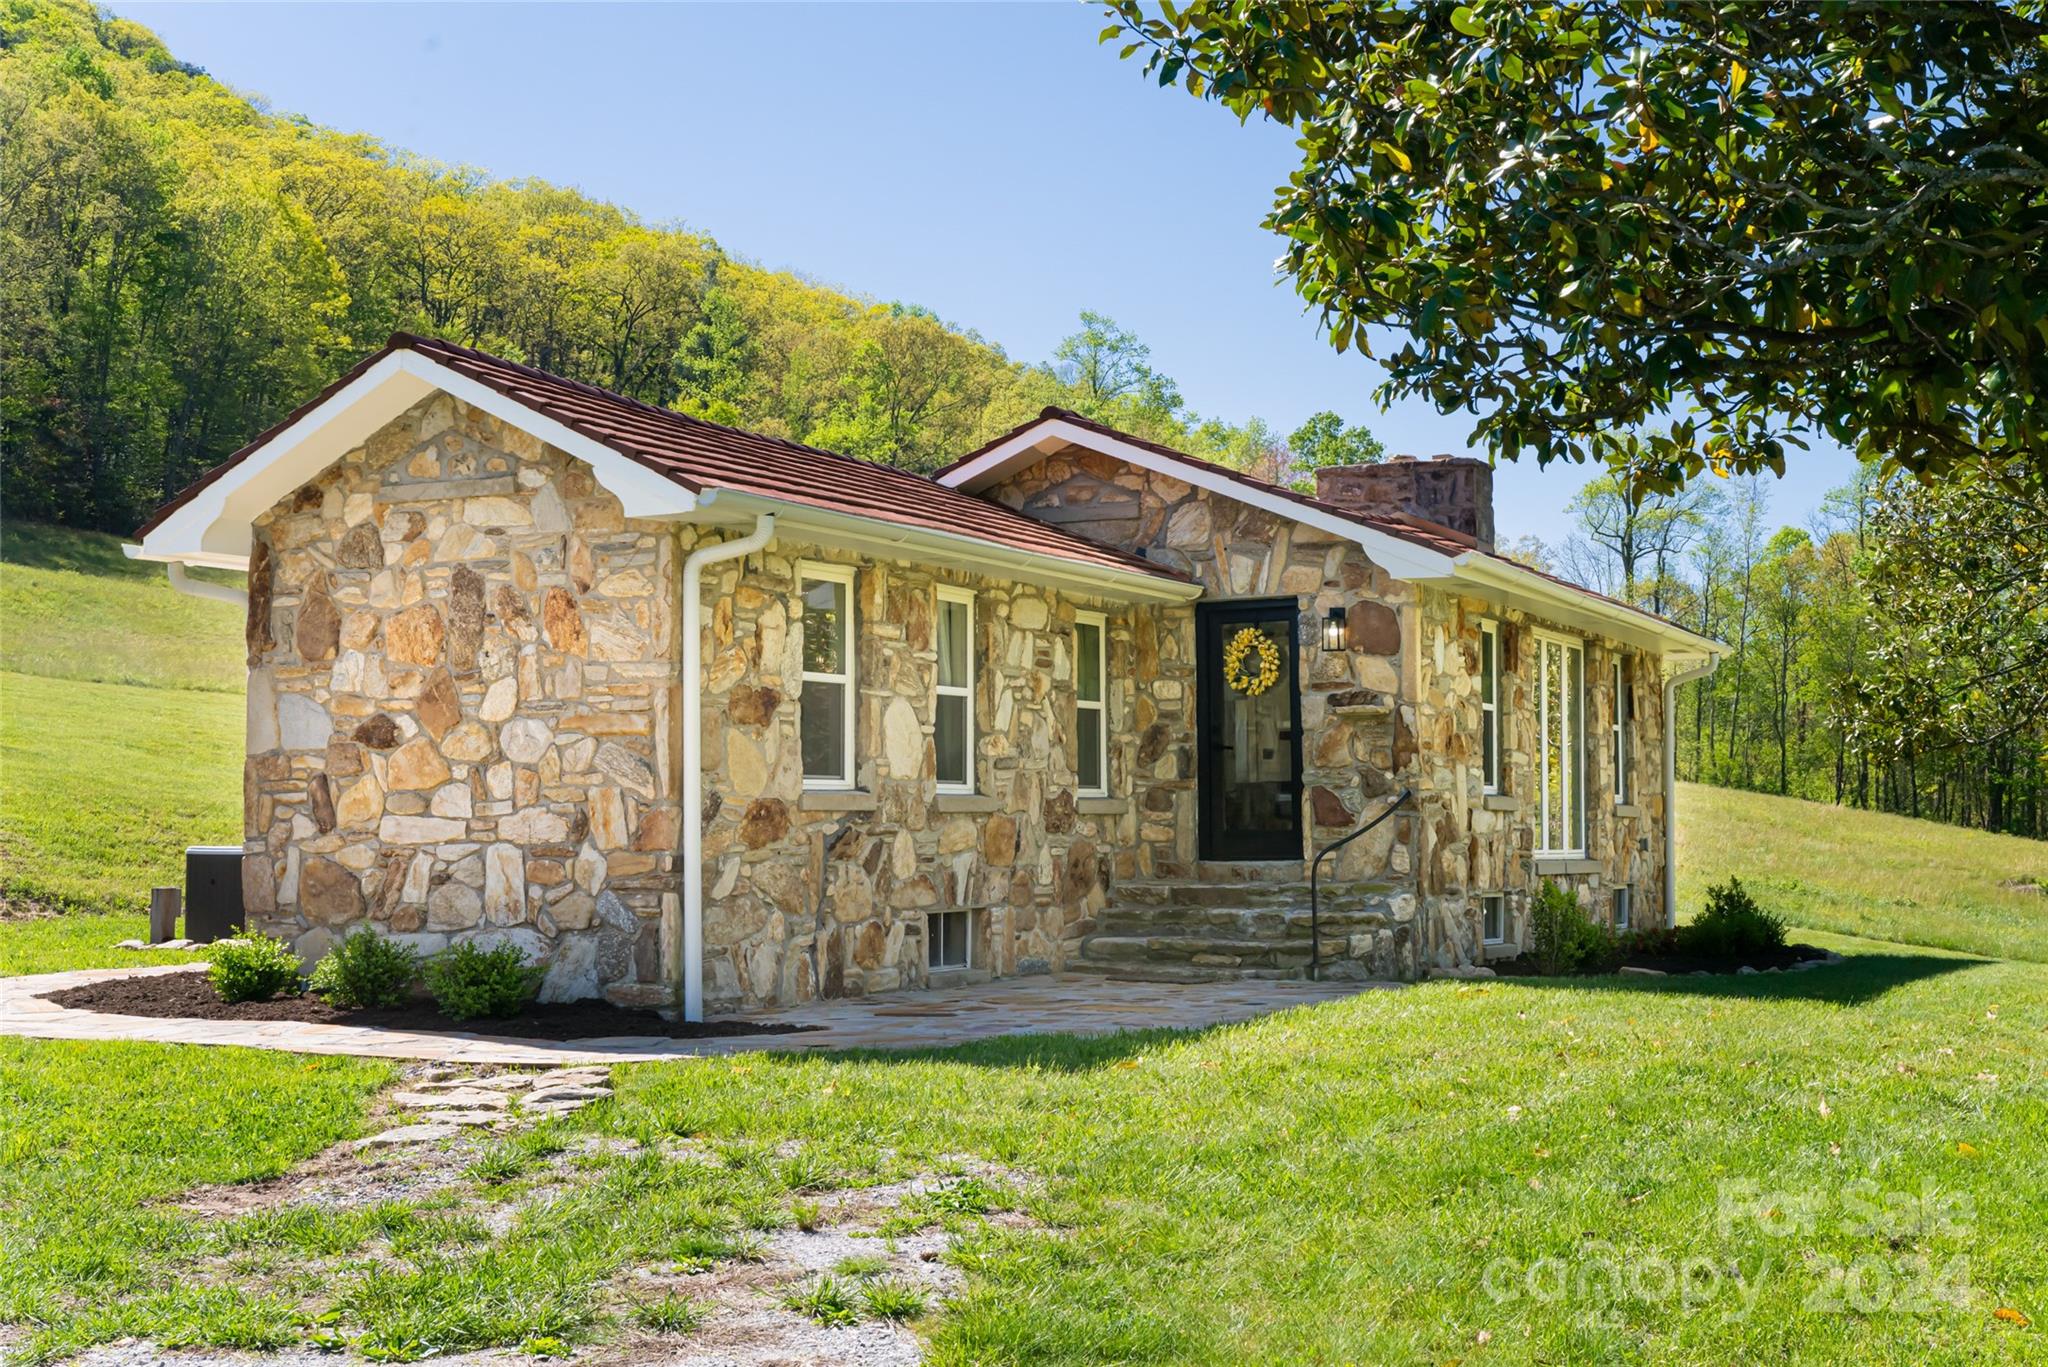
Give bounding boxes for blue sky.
[115,1,1857,543]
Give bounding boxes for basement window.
[800,564,856,788]
[929,910,970,970]
[1481,893,1506,946]
[1613,886,1632,931]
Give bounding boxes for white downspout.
[167,561,249,609]
[1663,656,1719,925]
[679,512,776,1022]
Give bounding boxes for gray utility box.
[184,846,245,943]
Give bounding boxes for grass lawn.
[1678,782,2048,963]
[0,930,2042,1364]
[1,521,246,915]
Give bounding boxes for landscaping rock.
[353,1123,460,1149]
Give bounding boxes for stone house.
[130,334,1722,1018]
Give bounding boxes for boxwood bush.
[309,929,420,1009]
[1528,881,1621,976]
[1679,877,1787,964]
[206,932,303,1003]
[426,940,543,1021]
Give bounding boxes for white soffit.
[131,350,698,569]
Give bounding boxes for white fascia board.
[938,418,1458,581]
[133,350,697,569]
[690,491,1202,605]
[1448,553,1725,662]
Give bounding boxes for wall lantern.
[1322,606,1347,651]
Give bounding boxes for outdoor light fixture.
[1322,606,1347,651]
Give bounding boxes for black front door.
[1197,600,1303,862]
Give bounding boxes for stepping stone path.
[351,1064,614,1149]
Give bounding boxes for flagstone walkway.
[0,962,1393,1065]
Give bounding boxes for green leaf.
[1450,6,1486,39]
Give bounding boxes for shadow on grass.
[1490,948,1991,1007]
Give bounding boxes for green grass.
[0,521,246,694]
[0,672,242,915]
[1679,782,2048,962]
[0,911,205,978]
[1,522,245,917]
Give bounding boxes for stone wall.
[689,544,1164,1011]
[983,443,1424,887]
[241,395,683,1005]
[1410,588,1669,969]
[983,440,1672,972]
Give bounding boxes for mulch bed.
[40,969,815,1042]
[1493,941,1833,978]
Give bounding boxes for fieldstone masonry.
[243,395,683,1006]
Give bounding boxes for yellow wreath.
[1222,625,1282,697]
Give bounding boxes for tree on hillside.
[1285,410,1385,491]
[1052,311,1183,419]
[1565,476,1716,612]
[1106,2,2048,495]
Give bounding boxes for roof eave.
[688,491,1201,605]
[1449,553,1725,663]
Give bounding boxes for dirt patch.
[41,968,815,1042]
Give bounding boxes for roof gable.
[132,337,1193,600]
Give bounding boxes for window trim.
[1481,892,1506,946]
[1534,629,1586,857]
[798,562,857,791]
[1479,620,1502,795]
[1074,611,1109,798]
[1611,656,1630,805]
[934,585,976,795]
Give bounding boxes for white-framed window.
[1074,612,1107,797]
[799,563,856,789]
[928,909,970,970]
[1535,631,1586,855]
[1611,656,1631,804]
[1481,892,1506,946]
[1479,620,1501,794]
[934,586,975,794]
[1612,886,1633,931]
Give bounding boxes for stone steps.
[1076,879,1403,982]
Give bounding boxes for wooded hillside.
[0,0,1350,534]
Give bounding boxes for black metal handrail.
[1308,787,1413,980]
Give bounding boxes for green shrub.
[424,940,543,1021]
[206,932,303,1003]
[1619,925,1681,959]
[1528,881,1620,976]
[1680,877,1787,964]
[308,929,420,1008]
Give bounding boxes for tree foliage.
[0,1,1352,529]
[1106,1,2048,495]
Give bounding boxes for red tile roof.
[137,336,1187,586]
[941,406,1705,640]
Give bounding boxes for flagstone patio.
[0,963,1394,1065]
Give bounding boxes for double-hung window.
[1535,632,1586,855]
[1611,657,1631,804]
[799,564,855,788]
[1479,621,1501,793]
[935,587,975,793]
[1074,612,1107,797]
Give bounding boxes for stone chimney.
[1314,455,1495,551]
